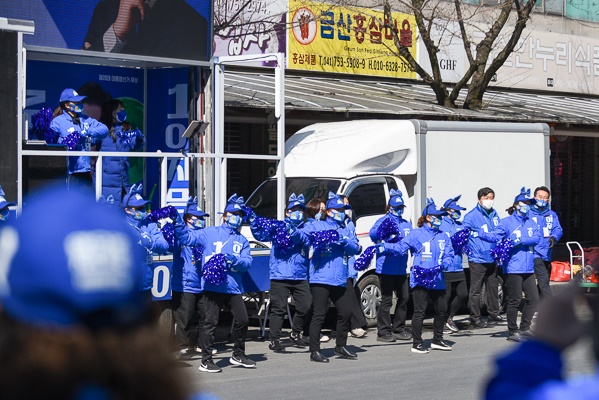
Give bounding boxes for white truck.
[244,119,550,326]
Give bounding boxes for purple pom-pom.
[490,237,514,266]
[116,129,143,149]
[148,205,179,222]
[191,245,204,265]
[412,265,443,289]
[241,205,254,223]
[451,229,470,255]
[64,131,82,150]
[309,230,340,250]
[160,222,175,249]
[253,216,280,237]
[31,108,56,143]
[274,223,294,254]
[203,254,228,285]
[354,246,376,271]
[376,218,401,242]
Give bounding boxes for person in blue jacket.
[378,198,454,354]
[440,195,469,333]
[485,287,597,400]
[477,188,542,342]
[171,198,210,360]
[530,186,563,298]
[50,88,108,191]
[369,189,413,342]
[122,184,169,300]
[250,193,312,352]
[462,187,502,328]
[95,99,145,204]
[0,185,16,224]
[175,194,254,373]
[302,192,361,363]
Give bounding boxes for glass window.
[386,177,398,191]
[545,0,564,14]
[347,183,387,218]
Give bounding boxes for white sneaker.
[350,328,367,338]
[320,334,330,343]
[431,340,453,351]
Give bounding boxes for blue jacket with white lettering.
[529,207,563,261]
[250,218,310,281]
[478,212,541,274]
[462,204,501,264]
[384,225,454,290]
[439,216,465,273]
[176,222,252,295]
[171,224,204,294]
[369,214,412,275]
[302,217,360,287]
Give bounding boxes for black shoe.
[473,319,488,328]
[445,319,459,333]
[310,351,329,363]
[334,346,357,359]
[290,331,306,348]
[520,329,534,338]
[393,329,413,340]
[431,340,453,351]
[487,315,505,325]
[411,344,429,354]
[507,331,523,342]
[269,340,284,352]
[377,334,397,342]
[230,354,256,368]
[199,359,222,373]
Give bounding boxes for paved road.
[179,315,596,400]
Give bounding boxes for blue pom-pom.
[491,237,514,266]
[203,254,228,285]
[148,205,179,222]
[191,245,204,265]
[116,128,143,149]
[451,229,470,255]
[354,246,376,271]
[160,222,175,249]
[253,216,294,254]
[376,218,401,242]
[309,230,340,250]
[31,108,56,143]
[241,205,254,223]
[64,131,82,150]
[412,265,443,289]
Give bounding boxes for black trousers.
[309,284,352,352]
[201,291,248,362]
[172,291,204,349]
[377,274,409,337]
[445,279,468,318]
[269,279,312,341]
[68,172,94,192]
[411,287,447,346]
[505,273,539,332]
[534,258,553,298]
[468,262,500,320]
[345,278,367,330]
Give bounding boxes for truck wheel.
[357,274,381,328]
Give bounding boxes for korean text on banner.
[288,1,417,79]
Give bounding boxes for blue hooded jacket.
[250,218,311,281]
[462,203,501,264]
[529,206,563,261]
[176,222,252,295]
[302,217,360,287]
[384,225,454,290]
[95,125,145,204]
[125,215,169,291]
[369,213,412,275]
[171,223,204,294]
[50,111,108,175]
[439,216,466,273]
[478,212,541,274]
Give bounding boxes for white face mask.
[481,199,494,210]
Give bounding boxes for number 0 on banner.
[152,263,172,300]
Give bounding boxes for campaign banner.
[287,1,417,79]
[152,259,173,301]
[0,0,211,61]
[213,0,287,66]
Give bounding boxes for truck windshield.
[246,178,341,219]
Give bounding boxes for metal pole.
[160,153,167,208]
[95,155,103,201]
[275,53,286,220]
[213,57,225,217]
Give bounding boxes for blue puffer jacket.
[50,111,108,174]
[479,212,541,274]
[302,217,360,287]
[125,215,169,291]
[462,204,501,263]
[171,224,204,294]
[250,218,310,281]
[439,216,466,273]
[176,222,252,295]
[95,125,145,204]
[529,207,563,261]
[369,213,412,275]
[384,225,454,290]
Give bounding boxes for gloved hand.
[140,232,152,250]
[549,237,557,248]
[225,253,237,265]
[376,242,385,254]
[286,222,297,235]
[338,236,349,246]
[509,234,521,245]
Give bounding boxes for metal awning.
[224,70,599,125]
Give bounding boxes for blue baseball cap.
[122,183,150,208]
[421,198,448,217]
[514,187,536,204]
[59,88,86,103]
[0,186,146,329]
[389,189,405,207]
[326,192,349,210]
[0,185,15,211]
[442,195,467,211]
[224,194,248,215]
[287,193,306,210]
[187,204,209,218]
